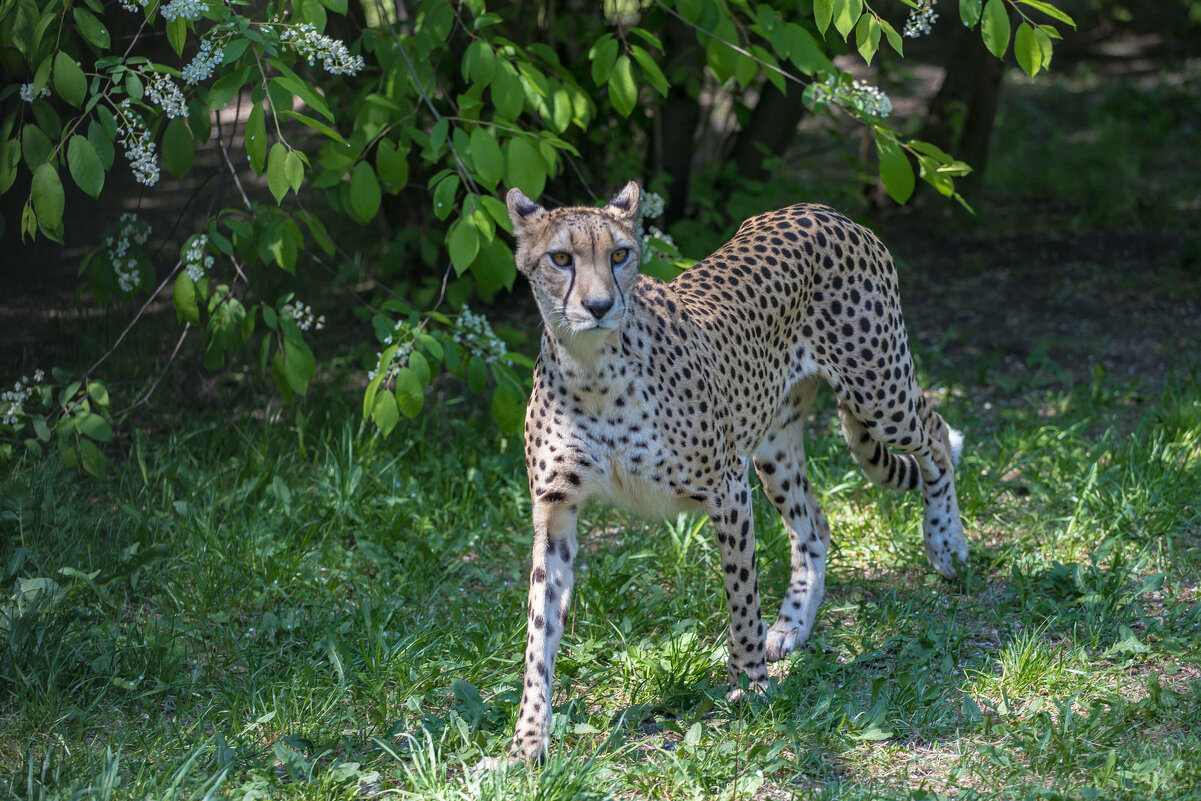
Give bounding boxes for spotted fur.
[489,181,969,765]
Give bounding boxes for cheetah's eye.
[549,251,573,269]
[610,248,630,266]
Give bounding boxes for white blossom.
[286,302,326,332]
[182,40,224,85]
[118,0,150,11]
[125,132,160,186]
[106,213,152,292]
[453,306,509,365]
[182,233,214,281]
[160,0,208,22]
[279,24,365,75]
[145,72,188,118]
[903,0,939,38]
[813,74,893,119]
[1,370,43,427]
[116,101,161,186]
[641,225,675,262]
[19,83,50,102]
[639,190,665,221]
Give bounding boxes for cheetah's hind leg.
[753,379,830,663]
[838,398,969,579]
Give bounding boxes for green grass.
[1,360,1199,800]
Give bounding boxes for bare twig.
[115,322,192,419]
[371,0,480,195]
[653,0,813,89]
[82,260,184,383]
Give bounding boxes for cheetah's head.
[506,181,642,341]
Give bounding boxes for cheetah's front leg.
[508,500,578,762]
[709,477,769,699]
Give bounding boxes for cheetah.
[488,181,968,765]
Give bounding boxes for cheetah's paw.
[765,621,808,663]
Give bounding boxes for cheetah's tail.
[837,405,921,492]
[838,406,965,492]
[948,426,964,469]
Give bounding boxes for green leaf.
[855,14,881,65]
[261,222,298,272]
[909,139,954,162]
[30,163,64,230]
[124,71,144,102]
[471,236,515,298]
[464,40,495,85]
[959,0,982,26]
[1016,0,1075,27]
[408,350,431,386]
[277,110,347,143]
[981,0,1011,58]
[814,0,834,35]
[630,46,668,97]
[469,126,504,188]
[267,143,290,203]
[53,52,86,107]
[167,17,187,56]
[589,36,619,86]
[173,274,200,324]
[417,334,444,362]
[448,217,480,275]
[432,174,459,220]
[1014,22,1041,77]
[73,7,111,48]
[21,203,37,240]
[207,66,250,111]
[1034,27,1054,69]
[284,150,304,193]
[608,55,637,117]
[505,137,546,199]
[67,136,104,197]
[394,368,424,418]
[79,439,106,479]
[916,154,954,197]
[88,380,110,408]
[282,337,316,395]
[246,103,267,174]
[87,121,114,170]
[490,380,525,433]
[162,116,194,179]
[371,390,399,435]
[376,139,409,189]
[878,17,903,55]
[78,412,113,442]
[834,0,863,39]
[319,0,347,13]
[875,131,914,204]
[467,355,487,394]
[22,125,52,170]
[0,138,19,194]
[491,60,524,120]
[270,71,334,121]
[348,161,381,222]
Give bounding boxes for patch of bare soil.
[881,216,1201,401]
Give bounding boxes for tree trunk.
[921,23,1006,195]
[648,14,703,224]
[726,82,806,183]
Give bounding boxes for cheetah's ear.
[506,187,546,234]
[606,181,640,222]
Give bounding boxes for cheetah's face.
[506,182,642,338]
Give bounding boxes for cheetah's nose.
[583,297,614,320]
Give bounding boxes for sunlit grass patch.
[3,358,1201,798]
